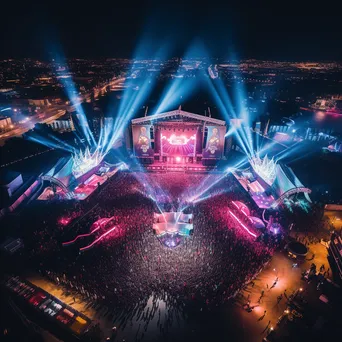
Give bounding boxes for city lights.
[0,10,340,342]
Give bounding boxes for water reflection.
[314,111,325,122]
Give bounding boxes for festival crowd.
[24,171,277,331]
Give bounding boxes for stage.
[153,212,193,237]
[131,109,228,172]
[144,161,218,173]
[232,171,275,209]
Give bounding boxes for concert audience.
[25,172,275,317]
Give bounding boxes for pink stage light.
[162,134,195,145]
[62,226,100,246]
[62,217,114,246]
[176,156,181,162]
[79,226,116,252]
[59,218,71,226]
[241,208,249,217]
[231,201,249,216]
[228,209,257,238]
[232,201,239,210]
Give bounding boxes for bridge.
[271,187,312,208]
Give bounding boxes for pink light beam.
[62,226,101,246]
[228,209,257,238]
[232,201,249,216]
[79,226,117,252]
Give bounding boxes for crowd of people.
[24,171,277,320]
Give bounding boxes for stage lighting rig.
[249,154,277,186]
[72,147,105,178]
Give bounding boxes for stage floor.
[144,161,218,172]
[233,172,275,209]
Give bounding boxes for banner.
[203,126,225,158]
[133,125,154,157]
[161,130,196,156]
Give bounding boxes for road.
[0,77,126,144]
[0,108,67,144]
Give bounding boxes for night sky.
[1,1,341,60]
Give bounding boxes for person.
[262,321,271,334]
[137,126,150,154]
[206,127,220,155]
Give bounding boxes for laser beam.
[79,226,117,252]
[228,209,257,238]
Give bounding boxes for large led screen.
[161,130,196,156]
[203,126,225,158]
[133,125,154,157]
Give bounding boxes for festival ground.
[2,170,339,342]
[22,238,332,342]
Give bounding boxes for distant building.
[311,96,342,114]
[104,117,114,127]
[328,233,342,281]
[75,112,91,131]
[48,112,75,132]
[90,106,104,138]
[92,116,103,138]
[0,115,12,131]
[28,99,51,107]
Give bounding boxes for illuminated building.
[48,112,75,133]
[328,233,342,281]
[0,116,13,131]
[28,99,52,107]
[91,110,103,138]
[310,96,342,114]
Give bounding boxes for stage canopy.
[153,212,193,236]
[43,156,76,191]
[272,163,308,197]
